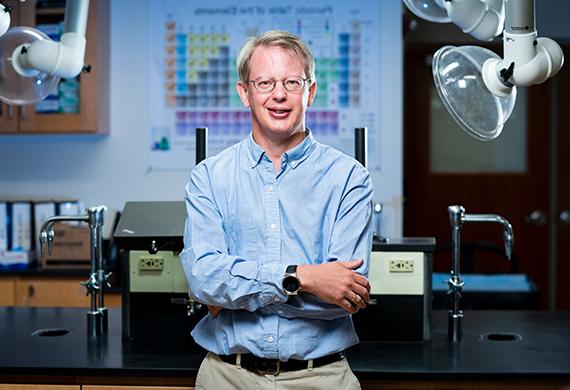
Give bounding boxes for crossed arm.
[180,163,374,320]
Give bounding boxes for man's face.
[237,46,316,141]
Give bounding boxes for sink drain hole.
[31,328,71,337]
[480,332,522,341]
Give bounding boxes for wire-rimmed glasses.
[248,76,311,93]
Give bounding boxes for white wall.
[0,0,403,238]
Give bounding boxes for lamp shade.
[432,45,517,141]
[0,26,60,105]
[403,0,450,23]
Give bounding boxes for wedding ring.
[350,292,357,303]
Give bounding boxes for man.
[181,30,374,389]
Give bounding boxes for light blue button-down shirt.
[180,130,374,361]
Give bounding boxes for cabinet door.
[17,0,107,134]
[0,278,16,306]
[14,277,121,308]
[0,0,109,134]
[0,104,19,133]
[15,277,89,307]
[0,0,23,133]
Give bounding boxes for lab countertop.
[0,308,570,383]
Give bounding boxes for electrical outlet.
[138,256,164,271]
[389,259,414,273]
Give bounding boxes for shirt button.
[268,185,274,191]
[273,296,280,303]
[270,223,277,230]
[268,336,274,342]
[278,310,284,315]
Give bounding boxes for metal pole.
[196,127,208,165]
[354,127,368,168]
[548,77,559,311]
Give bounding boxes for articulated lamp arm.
[11,0,90,79]
[404,0,505,41]
[0,2,11,37]
[406,0,564,140]
[483,0,564,97]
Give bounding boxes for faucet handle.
[447,276,465,293]
[39,228,55,257]
[104,271,113,289]
[80,273,100,296]
[39,231,47,258]
[503,230,514,260]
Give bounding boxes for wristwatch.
[282,265,301,296]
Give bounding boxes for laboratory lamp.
[405,0,564,140]
[0,2,11,37]
[403,0,504,41]
[0,0,90,105]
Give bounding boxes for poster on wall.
[149,0,382,172]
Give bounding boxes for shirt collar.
[284,128,316,169]
[246,128,317,169]
[246,132,266,168]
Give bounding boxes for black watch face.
[283,275,300,292]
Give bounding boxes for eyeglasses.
[248,76,311,93]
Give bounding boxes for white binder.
[0,202,7,250]
[10,202,32,252]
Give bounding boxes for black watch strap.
[285,265,297,274]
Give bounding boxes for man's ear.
[307,81,317,107]
[236,81,250,108]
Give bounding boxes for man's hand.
[208,306,223,317]
[296,259,370,314]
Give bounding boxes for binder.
[0,249,30,269]
[0,202,7,250]
[57,200,82,216]
[10,202,32,252]
[57,200,83,226]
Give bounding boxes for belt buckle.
[253,359,281,375]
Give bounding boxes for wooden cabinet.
[0,386,79,390]
[0,276,120,307]
[0,0,109,134]
[0,105,19,133]
[0,278,16,306]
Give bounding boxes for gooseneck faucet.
[39,205,110,337]
[447,205,514,342]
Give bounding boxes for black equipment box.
[352,237,436,343]
[114,201,206,344]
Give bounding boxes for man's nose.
[271,81,287,100]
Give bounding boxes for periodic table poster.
[149,1,382,171]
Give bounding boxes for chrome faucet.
[39,205,110,337]
[447,205,514,342]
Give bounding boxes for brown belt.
[217,350,346,375]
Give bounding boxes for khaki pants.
[195,352,361,390]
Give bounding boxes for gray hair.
[237,30,316,84]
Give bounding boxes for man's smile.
[267,107,292,118]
